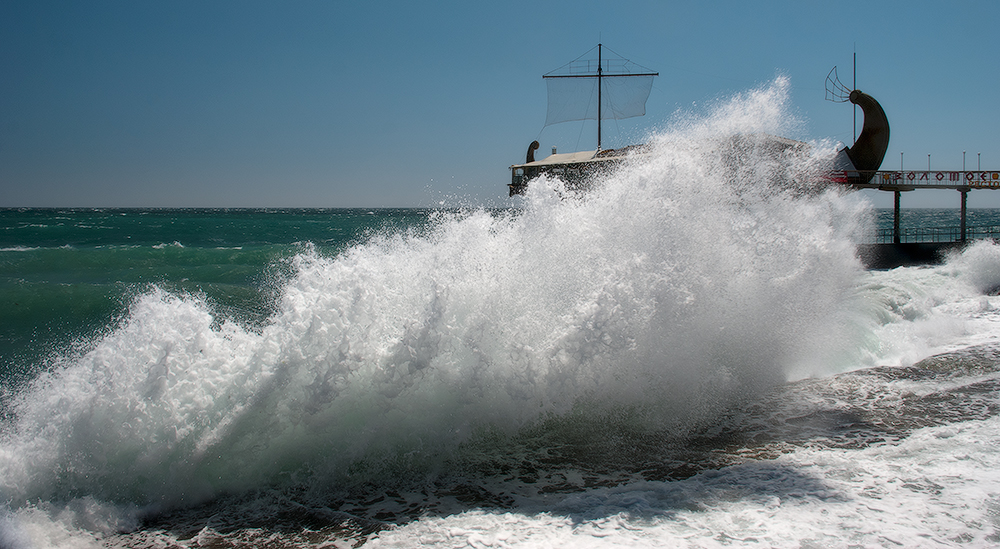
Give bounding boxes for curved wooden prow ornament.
[845,90,890,172]
[526,140,540,163]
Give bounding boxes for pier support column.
[893,190,901,244]
[960,189,968,242]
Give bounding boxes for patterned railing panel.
[873,225,1000,244]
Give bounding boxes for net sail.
[824,66,851,103]
[544,73,655,125]
[543,45,657,127]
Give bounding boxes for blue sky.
[2,0,998,208]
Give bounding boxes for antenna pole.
[853,49,856,144]
[597,43,603,150]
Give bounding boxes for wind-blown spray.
[0,79,868,522]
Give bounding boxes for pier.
[836,169,1000,242]
[835,169,1000,268]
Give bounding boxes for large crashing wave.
[0,78,868,512]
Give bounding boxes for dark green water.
[0,208,436,383]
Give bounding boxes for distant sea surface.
[0,208,435,382]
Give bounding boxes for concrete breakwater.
[858,242,967,269]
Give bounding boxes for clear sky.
[2,0,998,208]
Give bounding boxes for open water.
[4,79,1000,548]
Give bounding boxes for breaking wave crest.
[0,79,869,520]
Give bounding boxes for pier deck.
[836,169,1000,192]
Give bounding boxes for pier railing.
[873,225,1000,244]
[834,170,1000,190]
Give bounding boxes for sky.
[2,0,999,208]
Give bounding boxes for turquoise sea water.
[0,208,435,386]
[873,207,1000,231]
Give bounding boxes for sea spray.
[847,239,1000,368]
[948,239,1000,294]
[0,79,871,524]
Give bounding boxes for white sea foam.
[0,246,39,252]
[367,416,1000,548]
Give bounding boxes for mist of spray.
[0,78,868,512]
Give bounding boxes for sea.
[4,81,1000,548]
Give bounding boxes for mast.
[597,43,603,150]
